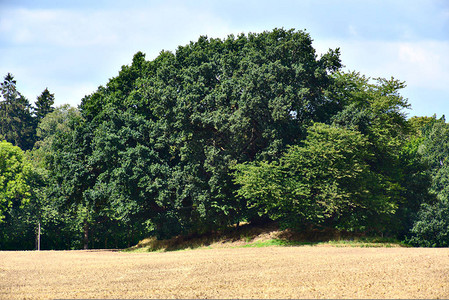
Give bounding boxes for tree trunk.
[37,222,41,251]
[83,221,89,250]
[36,222,41,251]
[128,229,134,248]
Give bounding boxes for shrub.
[408,200,449,247]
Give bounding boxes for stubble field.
[1,246,449,299]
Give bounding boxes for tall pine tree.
[0,73,35,150]
[34,88,55,122]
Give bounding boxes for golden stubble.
[1,247,448,299]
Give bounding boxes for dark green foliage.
[407,117,449,247]
[34,88,55,122]
[1,29,441,249]
[0,74,35,150]
[0,74,55,152]
[234,70,432,236]
[76,28,342,239]
[408,200,449,247]
[392,137,434,238]
[418,116,449,197]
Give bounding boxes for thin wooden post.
[37,222,41,251]
[83,221,89,250]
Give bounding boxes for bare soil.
[1,247,449,299]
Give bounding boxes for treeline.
[0,73,55,150]
[1,28,448,249]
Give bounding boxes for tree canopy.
[0,28,445,249]
[0,74,55,151]
[0,141,33,222]
[74,28,343,239]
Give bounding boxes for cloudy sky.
[1,0,448,117]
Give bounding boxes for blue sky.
[1,0,448,117]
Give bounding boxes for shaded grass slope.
[127,222,407,252]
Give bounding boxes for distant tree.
[34,88,55,122]
[34,104,80,150]
[0,73,35,150]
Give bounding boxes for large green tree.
[74,28,343,239]
[30,28,432,247]
[43,105,147,248]
[28,105,85,249]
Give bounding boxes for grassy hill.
[127,222,408,252]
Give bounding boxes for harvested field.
[1,247,449,299]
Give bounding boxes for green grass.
[238,237,409,249]
[239,239,309,248]
[314,237,410,248]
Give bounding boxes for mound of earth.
[129,222,402,252]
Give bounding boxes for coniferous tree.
[0,73,35,150]
[34,88,55,122]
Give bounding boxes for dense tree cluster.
[0,74,54,150]
[1,28,448,249]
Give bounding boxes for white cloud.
[316,39,449,89]
[0,4,234,107]
[1,8,116,47]
[347,25,358,38]
[314,38,449,116]
[1,6,233,50]
[1,1,448,117]
[397,41,449,88]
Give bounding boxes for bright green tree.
[234,71,432,236]
[26,105,84,249]
[0,140,43,249]
[329,71,433,235]
[233,123,396,231]
[0,141,32,222]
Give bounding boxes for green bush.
[408,200,449,247]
